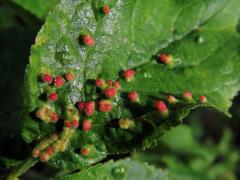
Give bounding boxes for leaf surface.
[23,0,240,169]
[56,158,172,180]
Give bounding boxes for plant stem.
[7,158,38,180]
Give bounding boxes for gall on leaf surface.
[23,0,240,169]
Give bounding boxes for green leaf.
[0,1,41,28]
[14,0,58,19]
[0,2,23,28]
[132,125,239,180]
[56,158,172,180]
[23,0,240,169]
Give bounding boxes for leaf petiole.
[7,158,38,180]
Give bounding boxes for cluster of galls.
[63,106,93,156]
[95,69,139,129]
[123,70,140,102]
[32,5,142,162]
[32,128,75,162]
[36,105,58,123]
[87,69,138,112]
[74,69,139,132]
[159,53,173,65]
[95,79,120,112]
[42,72,74,85]
[154,91,207,118]
[32,134,59,162]
[34,16,209,162]
[33,106,80,161]
[34,72,92,161]
[35,72,75,124]
[34,105,94,161]
[42,71,74,101]
[75,69,136,117]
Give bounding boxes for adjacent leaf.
[14,0,58,19]
[56,158,172,180]
[23,0,240,170]
[0,1,41,28]
[0,2,22,28]
[133,125,239,180]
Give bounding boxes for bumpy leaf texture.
[23,0,240,169]
[56,158,172,180]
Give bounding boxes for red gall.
[40,152,50,162]
[85,101,95,116]
[77,102,85,111]
[65,72,74,81]
[113,81,121,89]
[47,146,54,155]
[167,95,177,104]
[51,112,59,123]
[83,35,95,46]
[99,100,112,112]
[154,100,169,115]
[32,148,40,158]
[96,79,104,88]
[48,92,58,101]
[159,53,167,62]
[123,69,135,81]
[128,91,139,102]
[105,88,117,98]
[159,53,173,65]
[199,95,207,103]
[54,76,65,87]
[81,147,90,156]
[64,120,72,128]
[102,5,110,14]
[183,91,193,101]
[42,73,53,84]
[72,119,79,128]
[82,119,92,131]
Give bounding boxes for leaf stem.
[7,158,38,180]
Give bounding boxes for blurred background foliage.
[0,0,239,179]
